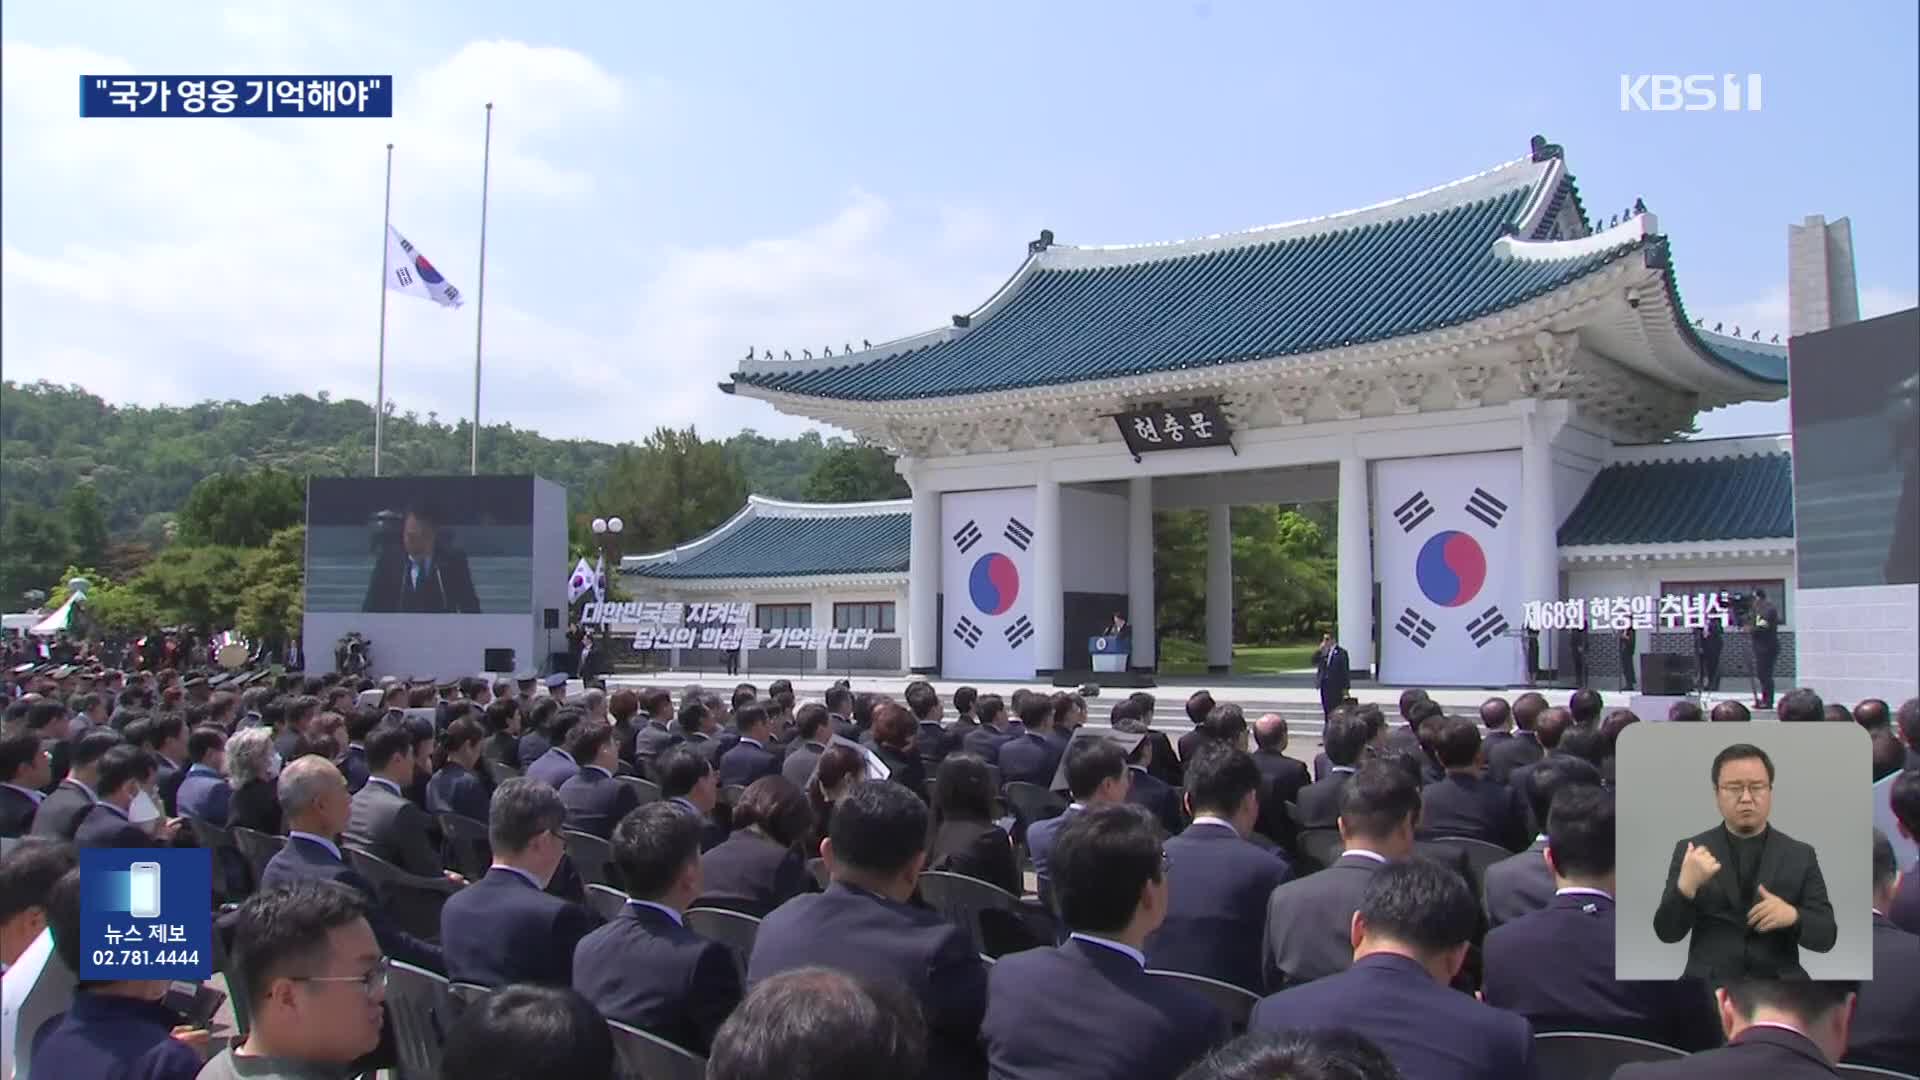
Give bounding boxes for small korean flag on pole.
[386,226,463,308]
[566,558,596,605]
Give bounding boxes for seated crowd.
[2,663,1918,1080]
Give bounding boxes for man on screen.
[361,499,482,614]
[1652,742,1836,980]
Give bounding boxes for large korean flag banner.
[1375,451,1524,687]
[940,487,1037,680]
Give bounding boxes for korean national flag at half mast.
[386,225,463,308]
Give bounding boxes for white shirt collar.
[1329,765,1357,775]
[739,736,764,749]
[0,782,43,805]
[1744,1020,1816,1043]
[1556,886,1614,901]
[489,864,544,889]
[289,830,342,861]
[626,899,685,926]
[1187,815,1240,836]
[1533,833,1549,845]
[1068,932,1146,968]
[1341,848,1389,864]
[1066,802,1086,812]
[366,776,404,797]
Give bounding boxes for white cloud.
[0,35,1015,447]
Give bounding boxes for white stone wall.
[1794,584,1920,704]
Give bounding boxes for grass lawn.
[1157,636,1319,676]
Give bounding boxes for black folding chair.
[386,959,454,1080]
[489,762,522,782]
[1836,1064,1920,1079]
[685,906,762,980]
[1146,969,1260,1031]
[586,883,630,922]
[344,846,462,943]
[917,870,1054,958]
[187,817,250,899]
[231,827,286,885]
[1002,782,1068,843]
[607,1018,707,1080]
[617,775,662,805]
[1423,835,1513,890]
[563,829,616,888]
[447,981,493,1018]
[435,813,492,881]
[1531,1032,1686,1080]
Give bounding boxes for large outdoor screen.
[1788,307,1920,589]
[305,476,534,615]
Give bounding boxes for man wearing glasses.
[1652,743,1837,979]
[198,881,389,1079]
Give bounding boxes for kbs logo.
[1619,74,1762,112]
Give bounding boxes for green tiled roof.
[732,182,1655,402]
[1557,452,1794,546]
[622,509,910,580]
[1692,330,1789,383]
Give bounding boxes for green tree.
[116,545,249,630]
[236,525,305,642]
[801,444,910,502]
[587,427,748,553]
[176,469,304,548]
[63,484,109,567]
[0,504,68,605]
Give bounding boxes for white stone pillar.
[1337,453,1374,675]
[1206,503,1233,674]
[1127,476,1156,670]
[811,595,832,674]
[1521,407,1560,672]
[1032,473,1064,674]
[908,480,940,673]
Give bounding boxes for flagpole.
[375,142,393,476]
[471,103,492,476]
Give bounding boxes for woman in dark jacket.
[224,726,283,835]
[925,752,1020,896]
[427,717,493,823]
[698,775,815,915]
[868,700,927,801]
[480,697,523,771]
[804,744,869,859]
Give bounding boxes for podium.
[1089,635,1130,674]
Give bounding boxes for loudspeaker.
[483,648,515,674]
[1640,653,1694,695]
[543,608,560,630]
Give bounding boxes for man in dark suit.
[140,714,190,816]
[558,721,641,839]
[960,693,1014,764]
[717,702,780,789]
[1419,717,1529,852]
[1849,828,1920,1072]
[1482,785,1722,1051]
[335,707,381,794]
[631,688,682,767]
[1250,713,1310,849]
[1749,587,1782,709]
[1504,706,1574,830]
[175,726,231,825]
[1653,742,1837,980]
[344,721,452,879]
[905,680,955,771]
[524,707,587,790]
[1483,755,1602,928]
[997,694,1064,788]
[258,755,443,971]
[1028,736,1131,883]
[0,732,51,835]
[1614,980,1859,1080]
[779,704,831,790]
[1485,691,1547,786]
[1891,767,1920,934]
[1292,711,1371,832]
[659,744,728,852]
[574,801,743,1053]
[748,780,988,1080]
[1479,696,1514,753]
[440,778,596,988]
[75,746,176,849]
[1262,759,1419,988]
[29,728,120,840]
[984,803,1229,1080]
[1113,715,1185,836]
[1313,634,1351,721]
[360,498,482,614]
[1147,746,1292,992]
[1252,858,1536,1079]
[1174,691,1218,766]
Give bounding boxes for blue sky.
[2,1,1914,443]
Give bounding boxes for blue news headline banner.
[79,848,213,980]
[81,76,391,117]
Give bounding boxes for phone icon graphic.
[129,862,163,919]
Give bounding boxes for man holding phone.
[30,867,208,1079]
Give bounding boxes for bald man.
[1251,713,1311,849]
